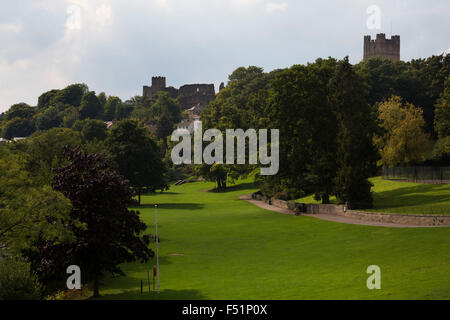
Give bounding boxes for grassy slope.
[298,177,450,215]
[98,180,450,300]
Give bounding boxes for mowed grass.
[97,180,450,300]
[298,177,450,215]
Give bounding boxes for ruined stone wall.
[142,78,215,110]
[364,34,400,61]
[177,84,215,110]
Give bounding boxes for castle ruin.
[143,77,216,111]
[363,33,400,61]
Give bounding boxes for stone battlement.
[364,33,400,61]
[143,77,216,110]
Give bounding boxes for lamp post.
[155,204,160,294]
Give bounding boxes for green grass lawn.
[298,177,450,215]
[97,180,450,300]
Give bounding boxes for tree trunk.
[322,194,330,204]
[93,276,100,297]
[138,188,141,205]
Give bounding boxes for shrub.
[0,255,42,300]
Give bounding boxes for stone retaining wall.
[252,192,450,226]
[303,202,450,226]
[338,210,450,226]
[305,204,345,215]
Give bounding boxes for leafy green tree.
[24,128,82,185]
[130,106,153,123]
[115,103,133,120]
[434,76,450,139]
[4,103,35,121]
[62,106,80,128]
[79,91,102,120]
[375,96,432,166]
[97,92,107,109]
[151,92,181,124]
[329,57,377,209]
[103,96,122,121]
[156,110,174,141]
[37,89,59,110]
[106,120,167,204]
[200,66,276,189]
[50,84,89,108]
[35,105,62,131]
[72,119,107,142]
[40,147,154,297]
[195,163,229,191]
[267,59,338,203]
[0,148,73,254]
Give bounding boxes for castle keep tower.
[363,33,400,61]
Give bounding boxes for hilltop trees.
[103,96,122,121]
[156,110,174,141]
[151,92,182,124]
[79,91,103,120]
[106,120,167,204]
[38,84,88,110]
[2,117,35,139]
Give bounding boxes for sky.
[0,0,449,112]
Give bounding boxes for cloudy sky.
[0,0,449,112]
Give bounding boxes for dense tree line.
[201,55,449,207]
[0,84,182,144]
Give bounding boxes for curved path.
[239,194,442,228]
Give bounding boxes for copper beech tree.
[39,147,154,297]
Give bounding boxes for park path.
[238,194,440,228]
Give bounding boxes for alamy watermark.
[366,5,381,30]
[170,121,279,176]
[366,265,381,289]
[66,265,81,290]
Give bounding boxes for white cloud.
[154,0,171,10]
[231,0,263,6]
[230,0,287,13]
[66,0,113,31]
[265,2,287,13]
[0,23,22,34]
[96,4,113,26]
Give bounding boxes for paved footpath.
[239,194,442,228]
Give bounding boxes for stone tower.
[363,33,400,61]
[151,76,166,93]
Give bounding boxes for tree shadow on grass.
[137,203,205,210]
[92,288,207,300]
[143,191,179,196]
[206,182,256,193]
[372,184,450,210]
